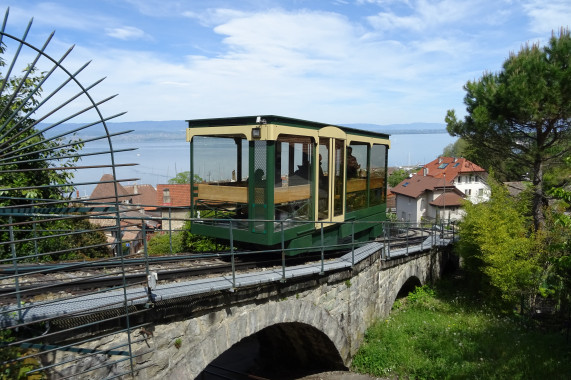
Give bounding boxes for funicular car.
[186,115,390,254]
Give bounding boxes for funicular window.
[346,143,368,212]
[252,140,267,232]
[318,138,330,220]
[334,139,345,217]
[192,136,249,228]
[274,135,314,231]
[370,144,387,206]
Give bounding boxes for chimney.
[423,167,428,176]
[133,184,138,194]
[438,157,442,164]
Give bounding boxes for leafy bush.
[147,231,186,256]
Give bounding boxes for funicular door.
[317,127,346,224]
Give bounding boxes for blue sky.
[1,0,569,125]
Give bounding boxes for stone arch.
[387,256,432,310]
[178,299,350,377]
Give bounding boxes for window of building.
[458,176,462,183]
[478,188,484,196]
[438,163,449,169]
[162,188,171,205]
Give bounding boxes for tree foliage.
[457,176,571,314]
[168,171,203,184]
[388,169,409,187]
[441,138,469,158]
[457,179,542,307]
[446,29,571,230]
[388,167,419,187]
[0,44,107,261]
[0,45,83,204]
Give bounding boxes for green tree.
[0,44,106,261]
[457,179,543,309]
[441,138,471,158]
[0,50,83,204]
[168,171,203,184]
[388,168,420,187]
[446,29,571,230]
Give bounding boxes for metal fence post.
[281,221,286,282]
[142,220,149,277]
[351,220,355,267]
[32,218,38,262]
[320,222,324,275]
[420,222,424,251]
[230,220,235,289]
[9,217,22,323]
[168,207,173,254]
[406,221,409,255]
[387,221,391,259]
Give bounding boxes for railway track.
[0,230,447,304]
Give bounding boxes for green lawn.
[351,281,571,379]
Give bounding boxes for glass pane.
[192,136,249,227]
[253,140,267,232]
[274,135,313,231]
[346,144,368,212]
[370,144,387,206]
[318,138,329,220]
[334,139,344,217]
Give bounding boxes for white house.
[391,157,490,223]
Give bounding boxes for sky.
[1,0,570,126]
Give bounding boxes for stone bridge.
[47,244,453,379]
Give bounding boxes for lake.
[72,133,457,196]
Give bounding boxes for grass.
[351,279,571,379]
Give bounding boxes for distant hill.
[344,122,446,135]
[41,120,446,141]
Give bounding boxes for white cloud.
[8,2,551,125]
[367,0,472,32]
[523,0,571,35]
[60,8,468,124]
[105,26,148,41]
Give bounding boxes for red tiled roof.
[156,184,191,207]
[430,192,465,207]
[415,157,486,180]
[124,184,158,209]
[391,175,454,198]
[89,174,131,204]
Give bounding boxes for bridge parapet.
[29,242,452,378]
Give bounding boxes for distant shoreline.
[41,121,448,141]
[78,129,449,142]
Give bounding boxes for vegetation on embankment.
[352,280,571,379]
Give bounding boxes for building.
[156,184,191,231]
[89,175,159,254]
[392,157,490,223]
[124,184,158,211]
[414,156,489,204]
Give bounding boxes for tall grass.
[352,281,571,379]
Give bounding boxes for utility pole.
[443,173,446,222]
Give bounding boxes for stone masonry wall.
[46,248,444,379]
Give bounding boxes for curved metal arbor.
[0,8,145,378]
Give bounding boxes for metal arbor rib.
[0,7,143,379]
